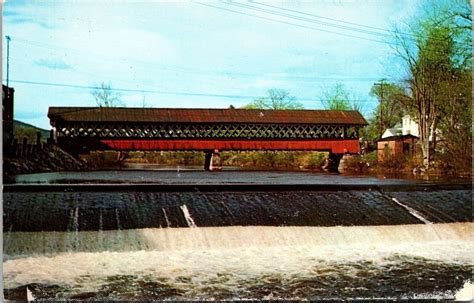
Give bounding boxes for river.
[3,170,473,300]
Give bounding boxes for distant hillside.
[13,120,50,143]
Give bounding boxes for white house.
[381,115,419,139]
[401,115,419,137]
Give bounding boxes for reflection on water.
[3,224,473,300]
[8,170,419,185]
[6,164,470,185]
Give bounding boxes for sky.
[2,0,421,129]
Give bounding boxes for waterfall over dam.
[4,222,472,258]
[3,173,473,300]
[3,184,471,232]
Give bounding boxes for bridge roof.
[48,107,367,125]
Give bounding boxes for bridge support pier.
[324,152,343,173]
[204,151,212,171]
[211,149,222,171]
[204,149,223,171]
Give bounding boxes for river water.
[3,171,473,300]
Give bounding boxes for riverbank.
[3,145,86,177]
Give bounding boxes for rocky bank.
[3,144,86,177]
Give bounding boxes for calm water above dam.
[7,169,413,185]
[3,171,473,300]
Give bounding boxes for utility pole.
[6,35,11,87]
[374,79,386,139]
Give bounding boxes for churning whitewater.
[4,223,473,300]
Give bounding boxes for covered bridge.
[48,107,367,169]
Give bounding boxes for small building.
[378,114,420,162]
[377,134,418,162]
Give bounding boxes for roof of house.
[381,128,402,139]
[48,107,368,125]
[377,134,419,142]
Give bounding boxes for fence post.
[49,129,55,145]
[22,138,28,156]
[13,138,18,156]
[5,137,13,155]
[36,132,42,150]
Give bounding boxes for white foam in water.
[3,223,473,296]
[114,208,121,230]
[162,208,171,227]
[26,287,35,301]
[180,204,197,228]
[455,281,473,301]
[72,207,79,232]
[391,198,433,224]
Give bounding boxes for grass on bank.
[13,120,49,143]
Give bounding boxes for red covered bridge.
[48,107,367,169]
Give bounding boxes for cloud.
[3,11,20,17]
[35,58,73,70]
[7,16,54,29]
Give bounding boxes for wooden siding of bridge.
[98,139,360,154]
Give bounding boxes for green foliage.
[343,151,378,172]
[392,0,472,168]
[363,150,378,167]
[222,151,327,170]
[320,83,368,116]
[244,88,303,110]
[321,83,351,110]
[303,152,327,169]
[369,81,406,139]
[135,151,204,166]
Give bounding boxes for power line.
[251,1,415,38]
[6,79,378,103]
[194,2,396,45]
[8,79,261,99]
[219,1,466,46]
[249,1,469,45]
[224,1,394,40]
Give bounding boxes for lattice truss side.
[56,123,360,139]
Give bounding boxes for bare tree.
[91,82,124,107]
[141,94,150,108]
